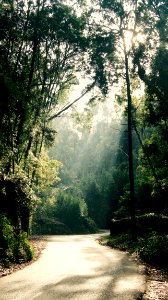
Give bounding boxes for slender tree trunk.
[124,52,137,241]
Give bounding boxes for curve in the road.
[0,234,145,300]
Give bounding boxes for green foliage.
[0,0,111,175]
[98,0,168,222]
[32,215,98,235]
[103,231,168,270]
[110,213,168,236]
[138,233,168,269]
[33,147,62,193]
[110,217,132,236]
[13,231,34,262]
[133,32,168,214]
[0,173,38,233]
[46,0,168,232]
[1,0,115,244]
[50,117,124,228]
[81,216,98,233]
[0,214,34,263]
[32,190,98,234]
[55,191,81,230]
[0,214,16,255]
[137,213,168,235]
[137,124,168,213]
[32,217,71,235]
[103,233,134,251]
[113,190,130,219]
[53,190,98,233]
[1,0,168,247]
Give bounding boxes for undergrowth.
[102,232,168,270]
[0,214,34,265]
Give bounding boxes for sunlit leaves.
[31,147,62,191]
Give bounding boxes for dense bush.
[103,232,134,251]
[137,213,168,235]
[0,174,37,234]
[32,217,71,235]
[32,215,98,235]
[138,233,168,269]
[79,216,98,234]
[110,213,168,236]
[0,214,34,263]
[108,213,168,270]
[103,231,168,270]
[110,217,132,235]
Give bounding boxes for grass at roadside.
[100,232,168,271]
[100,232,168,300]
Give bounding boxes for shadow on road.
[0,234,144,300]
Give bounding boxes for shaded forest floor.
[0,235,167,300]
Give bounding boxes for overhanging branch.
[47,81,96,121]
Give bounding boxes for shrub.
[137,213,168,235]
[102,231,168,270]
[104,233,133,251]
[81,216,98,233]
[138,232,168,269]
[0,214,34,263]
[32,217,71,235]
[13,231,34,262]
[110,217,131,236]
[0,214,16,256]
[110,213,168,236]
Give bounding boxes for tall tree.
[0,0,116,233]
[97,0,142,240]
[90,0,168,237]
[132,0,168,213]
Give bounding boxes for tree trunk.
[124,52,137,241]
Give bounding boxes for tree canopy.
[0,0,168,263]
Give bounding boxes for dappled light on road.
[0,234,145,300]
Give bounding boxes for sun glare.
[124,30,133,51]
[124,29,146,51]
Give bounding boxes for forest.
[0,0,168,269]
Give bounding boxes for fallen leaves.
[142,266,168,300]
